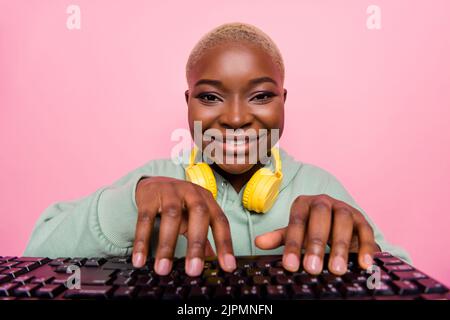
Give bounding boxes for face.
[185,42,287,175]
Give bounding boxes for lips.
[204,133,267,157]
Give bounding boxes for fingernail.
[186,257,203,276]
[133,253,144,267]
[305,255,321,274]
[155,258,171,275]
[331,256,346,274]
[284,253,300,271]
[363,254,373,267]
[224,254,236,271]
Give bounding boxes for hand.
[132,176,236,276]
[255,194,379,275]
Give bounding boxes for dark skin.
[132,42,379,277]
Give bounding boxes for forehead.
[188,43,282,88]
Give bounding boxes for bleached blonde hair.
[186,22,285,83]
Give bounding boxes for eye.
[251,92,276,103]
[197,93,222,104]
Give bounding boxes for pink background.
[1,1,449,285]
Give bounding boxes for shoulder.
[279,148,336,192]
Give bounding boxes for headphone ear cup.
[185,163,217,199]
[242,168,282,213]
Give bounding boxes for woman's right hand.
[132,176,236,277]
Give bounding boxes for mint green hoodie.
[24,148,411,264]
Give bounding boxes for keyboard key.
[205,276,225,286]
[64,286,114,299]
[295,273,320,285]
[14,262,40,272]
[15,257,50,265]
[158,275,178,287]
[55,264,74,273]
[14,283,41,297]
[384,264,414,273]
[237,260,254,269]
[392,280,419,295]
[113,276,135,286]
[80,269,114,285]
[246,268,264,277]
[228,276,247,286]
[371,282,395,296]
[67,258,87,266]
[268,267,285,277]
[134,275,156,286]
[182,277,203,286]
[321,273,344,285]
[84,258,107,267]
[138,286,163,300]
[13,275,34,285]
[291,284,315,299]
[375,257,403,266]
[392,271,427,281]
[214,286,237,300]
[420,293,450,300]
[162,286,187,300]
[340,283,367,297]
[1,268,27,278]
[266,285,288,300]
[188,286,211,300]
[274,275,295,285]
[0,274,12,284]
[31,276,54,285]
[113,286,139,299]
[1,262,19,269]
[109,257,131,264]
[416,279,448,294]
[49,258,69,266]
[252,275,271,285]
[0,283,20,297]
[316,284,341,299]
[102,261,136,270]
[240,285,261,299]
[35,284,65,299]
[203,269,220,278]
[342,272,367,284]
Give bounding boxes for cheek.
[255,103,284,133]
[188,104,218,138]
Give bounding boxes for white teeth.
[226,140,246,146]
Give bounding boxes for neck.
[211,163,264,193]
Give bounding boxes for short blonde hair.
[186,22,285,83]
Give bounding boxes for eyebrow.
[194,76,278,88]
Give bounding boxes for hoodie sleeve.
[23,162,159,258]
[323,173,412,264]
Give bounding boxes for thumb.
[255,227,287,250]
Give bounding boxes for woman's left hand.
[255,194,380,275]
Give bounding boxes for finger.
[282,196,309,272]
[184,192,211,277]
[154,197,183,275]
[303,197,332,275]
[208,199,236,273]
[355,217,376,270]
[132,195,159,268]
[255,227,286,250]
[328,206,354,275]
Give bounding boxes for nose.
[218,96,253,130]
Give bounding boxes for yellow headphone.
[185,147,283,213]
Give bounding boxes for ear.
[283,88,287,103]
[184,90,190,105]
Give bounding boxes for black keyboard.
[0,253,448,300]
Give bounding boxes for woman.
[25,22,410,278]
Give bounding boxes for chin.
[216,163,255,175]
